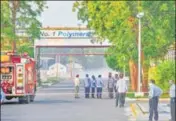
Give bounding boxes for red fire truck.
[0,52,37,104]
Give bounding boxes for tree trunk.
[129,60,138,91]
[141,52,149,92]
[128,16,149,92]
[11,1,19,53]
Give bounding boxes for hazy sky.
[40,1,86,27]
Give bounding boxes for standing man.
[169,80,175,121]
[116,73,128,107]
[91,75,96,98]
[148,79,163,121]
[84,74,91,98]
[96,75,103,99]
[1,87,5,103]
[74,74,80,98]
[107,72,115,98]
[114,74,119,93]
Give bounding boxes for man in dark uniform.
[84,74,91,98]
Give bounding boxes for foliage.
[1,1,47,56]
[17,40,34,57]
[156,60,175,91]
[148,60,175,91]
[73,1,175,72]
[46,77,59,83]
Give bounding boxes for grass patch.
[126,92,169,98]
[126,93,135,98]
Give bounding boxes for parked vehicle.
[0,52,37,104]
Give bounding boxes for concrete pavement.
[130,102,171,121]
[1,80,133,121]
[1,80,171,121]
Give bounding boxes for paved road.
[1,80,134,121]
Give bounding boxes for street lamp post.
[136,12,144,96]
[123,56,125,77]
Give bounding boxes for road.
[1,80,134,121]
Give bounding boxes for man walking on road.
[74,74,80,98]
[96,75,103,99]
[169,80,175,121]
[84,74,91,98]
[116,73,127,107]
[148,79,163,121]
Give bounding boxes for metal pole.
[56,55,58,78]
[123,57,125,77]
[138,18,141,92]
[58,55,60,77]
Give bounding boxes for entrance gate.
[34,27,112,84]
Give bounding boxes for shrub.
[148,60,175,92]
[156,60,175,92]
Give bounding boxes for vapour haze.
[39,1,86,27]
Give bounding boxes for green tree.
[73,1,175,66]
[73,1,175,91]
[149,60,175,92]
[1,1,47,55]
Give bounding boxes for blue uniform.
[84,77,91,98]
[96,77,103,98]
[91,79,96,98]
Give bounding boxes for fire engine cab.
[0,52,37,104]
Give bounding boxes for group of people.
[74,73,175,121]
[73,72,129,107]
[74,74,104,99]
[107,72,128,107]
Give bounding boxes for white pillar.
[138,18,141,92]
[123,57,125,77]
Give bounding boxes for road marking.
[130,104,137,118]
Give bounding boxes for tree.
[73,1,175,91]
[1,1,47,54]
[148,60,175,92]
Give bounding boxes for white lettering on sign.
[40,30,94,39]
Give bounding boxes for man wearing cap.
[169,80,175,121]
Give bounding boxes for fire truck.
[0,52,37,104]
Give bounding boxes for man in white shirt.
[74,74,80,98]
[116,73,128,107]
[169,80,175,121]
[148,79,163,121]
[96,75,103,99]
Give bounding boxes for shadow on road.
[31,99,76,105]
[1,102,19,105]
[1,99,76,105]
